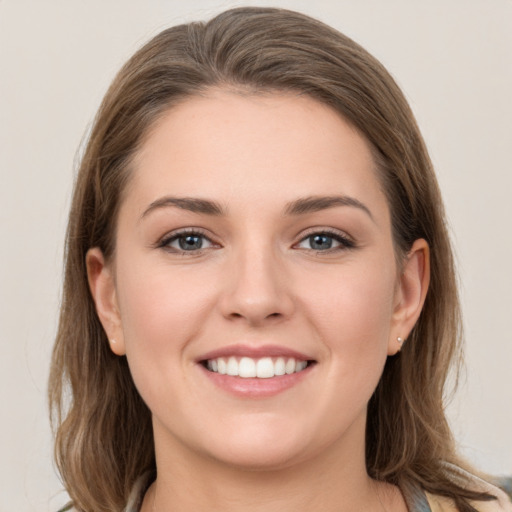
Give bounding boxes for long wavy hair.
[49,7,493,512]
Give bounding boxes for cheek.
[300,256,396,362]
[113,259,223,416]
[115,259,218,364]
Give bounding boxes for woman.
[48,7,511,512]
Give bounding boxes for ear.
[86,247,126,356]
[388,238,430,356]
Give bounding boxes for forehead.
[126,89,388,218]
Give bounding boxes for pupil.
[179,235,202,250]
[311,234,332,250]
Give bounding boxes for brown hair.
[49,7,493,512]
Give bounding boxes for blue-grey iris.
[179,235,203,250]
[309,234,333,250]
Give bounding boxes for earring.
[110,339,117,345]
[397,337,404,351]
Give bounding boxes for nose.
[218,242,295,326]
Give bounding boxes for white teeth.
[205,356,310,378]
[285,358,296,375]
[217,358,227,375]
[274,357,286,376]
[256,357,274,378]
[295,360,307,372]
[239,357,257,378]
[227,357,238,376]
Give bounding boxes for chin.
[195,419,321,471]
[208,442,308,472]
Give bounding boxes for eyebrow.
[284,195,374,220]
[141,197,225,219]
[140,194,373,220]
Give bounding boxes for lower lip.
[198,364,315,398]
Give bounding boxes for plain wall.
[0,1,510,510]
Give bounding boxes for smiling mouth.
[201,356,315,379]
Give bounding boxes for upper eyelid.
[296,226,353,241]
[160,227,211,239]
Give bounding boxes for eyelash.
[157,228,355,255]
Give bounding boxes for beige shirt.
[426,484,512,511]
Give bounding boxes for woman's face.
[89,90,427,471]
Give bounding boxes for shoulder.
[425,474,512,512]
[426,492,512,512]
[426,491,512,511]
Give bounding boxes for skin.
[87,90,429,511]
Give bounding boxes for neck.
[142,416,402,512]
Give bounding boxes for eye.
[296,230,354,252]
[159,230,215,253]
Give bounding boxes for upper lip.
[197,344,315,362]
